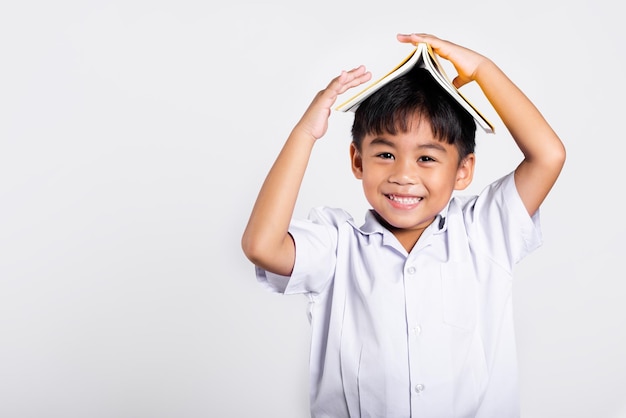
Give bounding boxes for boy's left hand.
[397,33,490,89]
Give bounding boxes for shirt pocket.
[440,261,478,331]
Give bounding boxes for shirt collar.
[436,200,450,233]
[353,205,450,257]
[356,201,451,235]
[349,199,467,260]
[357,210,386,235]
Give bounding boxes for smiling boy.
[348,65,477,253]
[242,33,565,417]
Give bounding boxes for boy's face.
[350,113,474,242]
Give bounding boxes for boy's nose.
[388,162,418,185]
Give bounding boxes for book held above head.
[335,42,495,134]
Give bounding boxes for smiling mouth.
[386,194,423,205]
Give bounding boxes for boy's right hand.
[242,65,370,276]
[294,65,371,142]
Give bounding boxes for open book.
[335,43,495,134]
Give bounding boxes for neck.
[372,212,431,253]
[392,228,425,253]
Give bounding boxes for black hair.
[351,67,476,162]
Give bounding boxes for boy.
[241,33,565,417]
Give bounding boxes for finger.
[343,66,372,89]
[396,33,438,45]
[310,68,369,113]
[328,66,371,96]
[452,75,470,89]
[397,33,455,60]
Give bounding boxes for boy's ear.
[350,143,363,179]
[454,154,475,190]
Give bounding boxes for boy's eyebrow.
[369,137,396,148]
[417,142,447,152]
[369,137,448,153]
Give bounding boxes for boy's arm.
[241,66,371,276]
[399,33,566,216]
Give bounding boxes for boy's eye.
[418,156,435,162]
[377,152,394,160]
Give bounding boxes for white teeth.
[389,195,422,204]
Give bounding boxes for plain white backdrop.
[1,1,624,417]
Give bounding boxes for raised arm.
[398,33,566,216]
[241,66,371,276]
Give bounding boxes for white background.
[1,1,624,417]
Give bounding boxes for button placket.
[405,259,425,403]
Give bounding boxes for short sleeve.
[255,207,349,295]
[464,172,542,270]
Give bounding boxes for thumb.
[452,76,468,89]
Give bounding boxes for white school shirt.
[256,172,542,418]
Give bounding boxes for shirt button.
[414,384,425,394]
[407,266,416,275]
[412,325,422,336]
